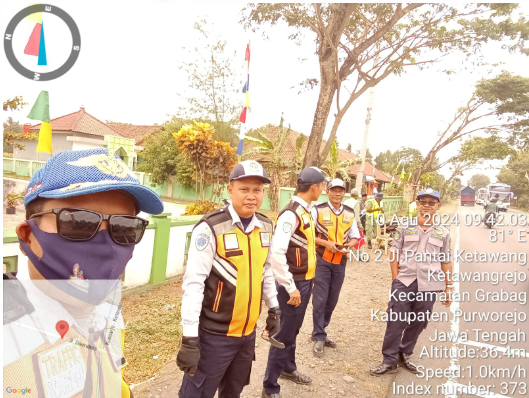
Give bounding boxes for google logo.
[5,387,31,394]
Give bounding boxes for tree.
[325,140,360,180]
[469,174,491,190]
[283,133,306,187]
[173,121,237,201]
[243,118,292,211]
[3,117,23,133]
[496,150,529,209]
[242,4,529,167]
[177,21,242,147]
[410,73,529,195]
[136,130,179,185]
[3,96,27,112]
[354,148,373,163]
[3,97,28,152]
[438,136,512,197]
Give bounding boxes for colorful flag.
[245,43,250,62]
[407,172,412,184]
[242,75,249,93]
[398,166,406,185]
[27,91,52,153]
[373,169,377,184]
[393,161,401,174]
[239,107,247,124]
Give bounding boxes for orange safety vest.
[314,202,355,265]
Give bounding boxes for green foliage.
[136,130,179,186]
[184,199,218,215]
[5,191,25,208]
[283,133,306,187]
[3,152,13,158]
[374,147,423,174]
[468,174,491,190]
[324,140,360,181]
[354,148,373,163]
[243,118,291,211]
[174,153,195,189]
[242,4,529,166]
[3,117,23,133]
[496,150,529,209]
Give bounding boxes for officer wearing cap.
[7,148,163,397]
[262,167,326,398]
[177,160,281,398]
[370,188,453,376]
[365,192,384,249]
[311,179,360,357]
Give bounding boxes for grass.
[3,172,30,181]
[122,280,183,384]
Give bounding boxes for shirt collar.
[227,204,263,231]
[327,201,343,214]
[292,196,310,210]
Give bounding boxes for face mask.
[19,220,134,305]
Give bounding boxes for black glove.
[265,306,281,337]
[176,336,200,374]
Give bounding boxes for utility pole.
[355,86,376,192]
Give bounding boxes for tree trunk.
[303,78,336,167]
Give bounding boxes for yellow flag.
[245,91,249,108]
[36,121,52,153]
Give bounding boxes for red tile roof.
[243,126,391,183]
[106,124,164,146]
[29,107,117,137]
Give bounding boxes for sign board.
[403,186,415,202]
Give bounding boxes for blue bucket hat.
[24,148,164,214]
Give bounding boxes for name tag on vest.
[33,341,86,398]
[260,232,271,247]
[224,234,240,250]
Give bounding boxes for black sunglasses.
[29,208,149,246]
[418,200,439,207]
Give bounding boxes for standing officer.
[343,188,363,231]
[311,179,360,357]
[262,167,326,398]
[177,160,281,398]
[370,188,453,375]
[365,192,384,249]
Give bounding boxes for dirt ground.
[125,251,397,398]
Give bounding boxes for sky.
[2,2,528,185]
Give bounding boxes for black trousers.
[179,328,256,398]
[263,279,312,395]
[312,256,346,341]
[382,279,436,365]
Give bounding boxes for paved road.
[388,205,528,397]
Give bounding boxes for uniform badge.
[196,233,210,251]
[322,211,331,222]
[343,212,351,224]
[248,161,260,173]
[33,340,86,398]
[435,227,443,235]
[394,230,401,240]
[283,222,292,233]
[224,234,239,250]
[260,232,271,247]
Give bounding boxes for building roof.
[29,107,117,138]
[243,126,391,183]
[106,124,164,146]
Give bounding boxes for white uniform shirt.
[181,204,279,337]
[310,201,361,240]
[342,197,362,226]
[270,196,315,294]
[3,264,123,366]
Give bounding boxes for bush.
[184,199,218,215]
[3,152,13,158]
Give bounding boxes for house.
[14,107,162,169]
[243,126,391,193]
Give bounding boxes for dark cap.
[375,193,384,199]
[297,167,327,185]
[229,160,271,183]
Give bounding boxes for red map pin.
[56,321,69,339]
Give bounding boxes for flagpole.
[355,86,375,193]
[236,41,250,163]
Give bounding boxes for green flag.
[27,91,50,122]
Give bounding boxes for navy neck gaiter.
[19,220,134,305]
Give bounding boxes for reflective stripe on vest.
[277,201,317,281]
[199,209,273,337]
[314,203,354,264]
